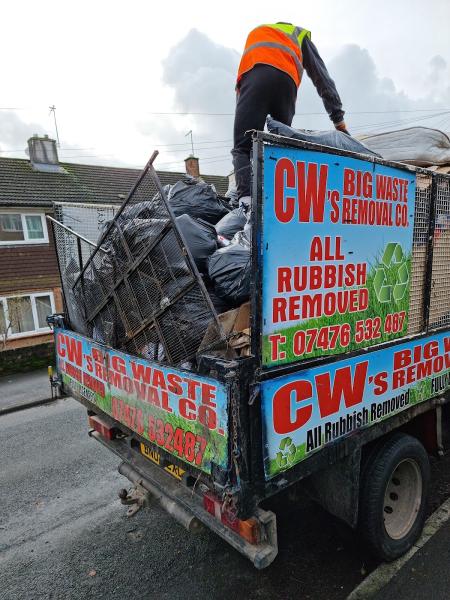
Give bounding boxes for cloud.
[138,31,450,175]
[137,29,240,174]
[425,55,450,106]
[6,30,444,175]
[296,44,450,134]
[0,110,136,169]
[162,29,239,115]
[0,111,46,153]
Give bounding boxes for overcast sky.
[1,0,449,175]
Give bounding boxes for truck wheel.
[359,433,430,561]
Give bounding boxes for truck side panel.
[55,328,229,475]
[262,330,450,479]
[259,144,418,369]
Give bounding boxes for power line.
[161,154,230,164]
[3,111,447,161]
[140,144,232,155]
[142,108,450,116]
[156,154,231,168]
[354,110,450,134]
[59,144,233,160]
[0,146,95,154]
[297,108,450,116]
[352,111,450,132]
[150,138,232,147]
[59,152,232,165]
[2,105,449,114]
[2,108,448,167]
[429,113,450,132]
[0,140,233,154]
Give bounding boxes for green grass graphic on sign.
[263,247,411,365]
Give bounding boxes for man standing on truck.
[232,22,349,203]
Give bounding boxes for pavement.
[0,368,55,414]
[348,497,450,599]
[372,519,450,600]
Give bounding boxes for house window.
[0,212,48,244]
[0,292,55,339]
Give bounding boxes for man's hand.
[335,121,350,136]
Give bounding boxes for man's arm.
[301,36,349,134]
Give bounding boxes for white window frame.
[0,212,49,245]
[0,291,55,339]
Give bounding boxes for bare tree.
[0,298,24,349]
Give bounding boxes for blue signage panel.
[261,144,416,367]
[262,332,449,479]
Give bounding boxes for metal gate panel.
[429,174,450,329]
[407,172,433,334]
[51,156,226,366]
[52,202,117,336]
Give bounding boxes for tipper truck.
[48,132,450,568]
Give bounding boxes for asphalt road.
[0,398,448,600]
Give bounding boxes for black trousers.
[232,64,297,199]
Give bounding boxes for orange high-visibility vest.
[237,23,311,88]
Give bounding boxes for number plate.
[140,442,186,480]
[140,442,161,465]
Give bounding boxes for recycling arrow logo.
[373,243,409,303]
[276,437,297,469]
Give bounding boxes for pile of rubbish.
[70,174,253,364]
[266,118,450,173]
[93,175,252,315]
[266,116,381,157]
[360,127,450,171]
[165,176,252,310]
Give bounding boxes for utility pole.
[185,130,195,156]
[49,105,61,147]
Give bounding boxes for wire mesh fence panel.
[52,202,118,332]
[156,287,225,365]
[92,299,121,347]
[115,281,143,334]
[51,161,226,366]
[122,325,164,362]
[407,173,433,335]
[54,203,117,264]
[429,174,450,329]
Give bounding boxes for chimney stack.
[184,155,200,178]
[27,134,64,173]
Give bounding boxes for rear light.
[88,415,118,440]
[238,517,260,544]
[203,492,261,545]
[203,491,221,519]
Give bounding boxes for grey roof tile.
[0,157,229,208]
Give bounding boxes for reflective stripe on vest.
[237,24,311,87]
[242,41,305,81]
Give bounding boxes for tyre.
[359,433,430,561]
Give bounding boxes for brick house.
[0,135,228,364]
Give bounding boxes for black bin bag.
[208,230,251,305]
[118,185,173,223]
[168,176,229,224]
[176,214,217,273]
[215,206,247,240]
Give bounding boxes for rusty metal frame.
[51,151,227,365]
